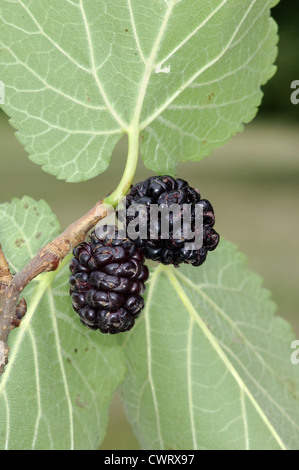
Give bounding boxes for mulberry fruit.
[120,175,219,267]
[69,225,149,334]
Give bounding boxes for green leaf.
[120,240,299,450]
[0,196,60,273]
[140,0,279,174]
[0,199,126,450]
[0,0,279,181]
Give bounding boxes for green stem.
[104,127,140,207]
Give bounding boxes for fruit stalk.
[104,127,140,207]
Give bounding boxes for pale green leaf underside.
[0,198,126,450]
[0,196,60,273]
[0,0,278,181]
[120,240,299,450]
[140,0,279,174]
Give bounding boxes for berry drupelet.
[69,225,149,334]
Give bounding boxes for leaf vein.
[127,0,146,65]
[18,0,91,74]
[144,266,165,449]
[29,327,42,450]
[155,0,228,69]
[166,268,286,450]
[187,319,197,449]
[79,0,127,130]
[47,288,74,450]
[140,0,258,130]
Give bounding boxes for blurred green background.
[0,0,298,450]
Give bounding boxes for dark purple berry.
[69,226,148,334]
[120,175,219,267]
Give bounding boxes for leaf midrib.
[174,267,299,434]
[0,258,72,449]
[130,0,176,130]
[174,269,284,380]
[47,288,74,450]
[163,266,287,450]
[140,0,259,130]
[143,265,165,449]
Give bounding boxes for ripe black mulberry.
[69,225,149,334]
[121,175,219,267]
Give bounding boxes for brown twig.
[0,244,14,374]
[0,199,112,375]
[0,244,12,286]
